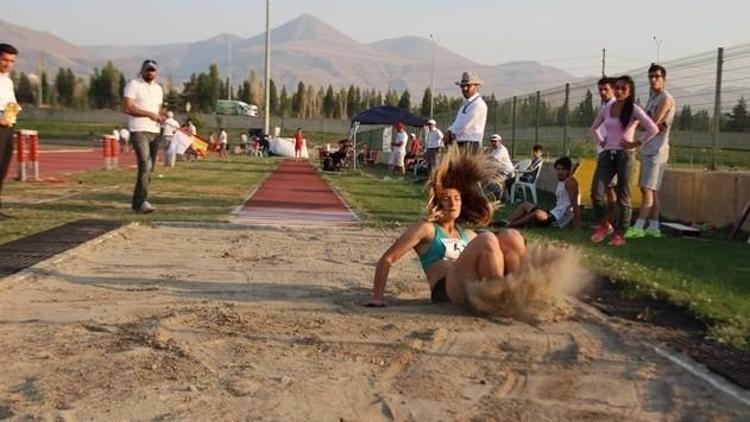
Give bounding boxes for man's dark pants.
[131,131,159,209]
[0,126,15,208]
[591,149,635,231]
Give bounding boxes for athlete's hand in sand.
[361,299,386,308]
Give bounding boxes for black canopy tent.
[349,106,429,169]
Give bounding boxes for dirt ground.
[0,223,748,421]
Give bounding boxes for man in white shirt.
[218,128,229,159]
[389,122,408,175]
[0,43,19,218]
[124,59,165,213]
[162,111,180,167]
[447,71,487,153]
[424,119,443,175]
[488,134,514,177]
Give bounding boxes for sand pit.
[0,223,747,421]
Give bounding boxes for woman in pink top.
[590,75,659,246]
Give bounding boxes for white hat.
[410,133,416,138]
[427,119,436,125]
[489,134,502,142]
[455,71,483,86]
[166,111,174,118]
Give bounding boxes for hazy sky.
[3,0,748,76]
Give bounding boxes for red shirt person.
[293,128,305,160]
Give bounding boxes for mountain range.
[0,14,576,98]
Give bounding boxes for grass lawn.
[322,164,750,348]
[0,156,280,245]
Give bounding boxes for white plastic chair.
[510,160,543,204]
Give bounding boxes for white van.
[216,100,259,117]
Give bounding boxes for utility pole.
[37,54,45,107]
[429,33,436,118]
[263,0,271,136]
[601,48,606,76]
[653,36,663,63]
[228,36,233,100]
[711,47,724,171]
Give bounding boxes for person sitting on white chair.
[509,144,545,203]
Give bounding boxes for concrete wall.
[538,165,750,230]
[23,109,351,134]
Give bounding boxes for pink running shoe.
[608,234,627,247]
[590,224,614,243]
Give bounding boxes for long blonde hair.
[425,146,496,225]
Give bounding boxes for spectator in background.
[521,145,544,182]
[446,71,487,153]
[406,133,421,159]
[626,64,676,239]
[240,133,249,154]
[590,75,659,246]
[186,118,197,135]
[0,43,19,219]
[503,157,580,230]
[389,122,407,175]
[162,111,179,167]
[424,119,444,175]
[123,59,164,214]
[218,128,229,160]
[119,126,130,153]
[593,77,618,230]
[487,134,514,179]
[502,144,545,202]
[294,127,305,161]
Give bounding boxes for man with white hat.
[488,134,514,177]
[124,59,164,213]
[424,119,443,175]
[162,110,180,167]
[447,71,487,153]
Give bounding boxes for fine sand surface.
[0,223,747,421]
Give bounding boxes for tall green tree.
[322,85,335,118]
[726,97,749,132]
[292,81,306,118]
[279,85,290,118]
[55,68,75,107]
[398,89,411,111]
[677,105,693,130]
[269,79,278,115]
[16,72,35,104]
[420,87,432,117]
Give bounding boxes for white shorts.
[640,155,667,191]
[389,150,405,167]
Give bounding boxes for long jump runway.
[232,159,359,227]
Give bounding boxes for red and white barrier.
[110,133,119,169]
[27,130,39,181]
[102,134,117,170]
[15,131,26,181]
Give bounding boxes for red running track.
[5,149,145,180]
[233,159,359,226]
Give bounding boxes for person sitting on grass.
[502,157,581,230]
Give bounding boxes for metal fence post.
[511,96,517,159]
[563,83,570,155]
[535,90,541,145]
[711,47,724,170]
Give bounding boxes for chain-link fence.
[417,44,750,170]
